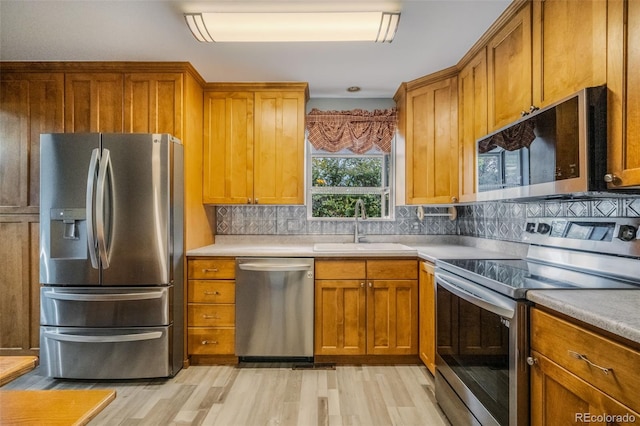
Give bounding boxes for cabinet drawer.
[315,260,366,280]
[367,260,418,280]
[188,305,235,327]
[188,258,235,279]
[188,280,235,304]
[531,308,640,412]
[188,327,235,355]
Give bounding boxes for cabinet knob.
[202,268,219,273]
[604,174,622,186]
[247,198,252,204]
[204,290,220,295]
[201,340,218,345]
[526,356,538,366]
[255,198,259,204]
[360,282,365,288]
[451,196,458,203]
[368,282,373,288]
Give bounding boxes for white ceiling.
[0,0,511,98]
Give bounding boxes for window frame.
[306,144,395,221]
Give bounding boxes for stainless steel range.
[434,217,640,426]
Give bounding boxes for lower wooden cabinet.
[529,308,640,424]
[186,258,236,363]
[419,261,436,374]
[314,259,418,358]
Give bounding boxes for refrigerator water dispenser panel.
[50,208,87,260]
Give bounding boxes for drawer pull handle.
[203,291,220,295]
[202,340,218,345]
[568,350,612,375]
[203,268,219,273]
[203,315,221,320]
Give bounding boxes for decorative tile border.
[215,197,640,241]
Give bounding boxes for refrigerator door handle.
[43,330,163,343]
[96,148,113,269]
[43,291,165,302]
[86,148,101,269]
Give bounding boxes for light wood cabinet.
[65,72,124,132]
[607,0,640,188]
[0,71,64,356]
[202,84,308,205]
[419,261,436,374]
[487,3,532,131]
[124,72,183,137]
[403,71,459,205]
[187,258,236,363]
[457,49,487,203]
[0,72,64,215]
[531,0,607,109]
[530,308,640,424]
[314,259,418,357]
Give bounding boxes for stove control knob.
[617,225,637,242]
[537,223,551,235]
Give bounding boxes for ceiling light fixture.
[184,11,400,43]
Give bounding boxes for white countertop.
[527,290,640,346]
[186,241,521,261]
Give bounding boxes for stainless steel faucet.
[354,198,367,243]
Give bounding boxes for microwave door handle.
[436,271,515,319]
[96,148,112,269]
[86,148,100,269]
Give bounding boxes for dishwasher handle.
[238,263,312,272]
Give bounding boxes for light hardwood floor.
[2,364,449,425]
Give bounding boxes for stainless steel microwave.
[475,86,607,201]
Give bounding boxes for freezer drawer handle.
[43,292,165,302]
[238,263,312,272]
[43,330,163,343]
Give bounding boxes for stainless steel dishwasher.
[235,257,314,360]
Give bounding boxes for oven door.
[435,270,529,426]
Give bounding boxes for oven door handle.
[436,271,516,319]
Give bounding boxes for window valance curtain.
[306,108,397,154]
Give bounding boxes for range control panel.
[523,217,640,257]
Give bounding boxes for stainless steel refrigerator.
[39,133,183,379]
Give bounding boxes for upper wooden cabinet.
[487,2,532,131]
[458,49,488,203]
[202,83,308,205]
[402,71,459,205]
[65,72,124,132]
[607,0,640,188]
[531,0,607,108]
[124,73,183,138]
[0,72,64,214]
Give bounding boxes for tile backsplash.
[216,197,640,243]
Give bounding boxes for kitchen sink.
[312,242,415,252]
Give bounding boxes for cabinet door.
[253,91,306,205]
[607,0,640,188]
[202,91,254,204]
[367,280,418,355]
[458,49,487,203]
[419,262,436,374]
[530,351,640,426]
[532,0,607,108]
[314,280,366,355]
[124,73,183,138]
[0,217,40,355]
[405,76,459,204]
[65,73,123,132]
[0,72,64,214]
[487,3,532,130]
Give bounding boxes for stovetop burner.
[436,217,640,299]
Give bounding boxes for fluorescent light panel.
[184,11,400,43]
